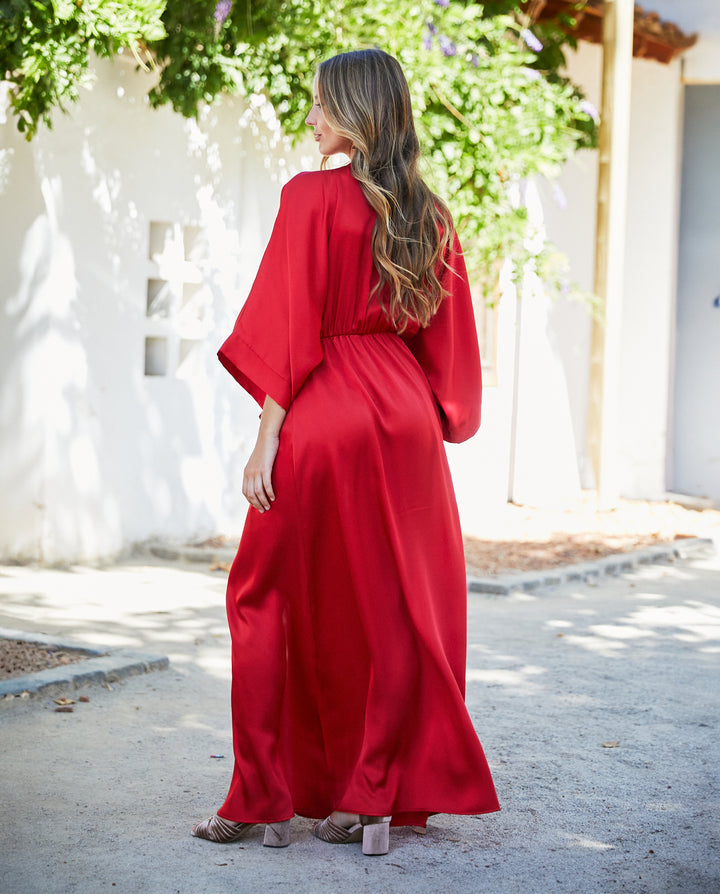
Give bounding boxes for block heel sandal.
[191,815,291,847]
[361,815,391,856]
[313,812,391,855]
[263,820,291,848]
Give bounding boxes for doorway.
[672,85,720,500]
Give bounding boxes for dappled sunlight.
[631,563,700,583]
[566,590,599,603]
[0,148,13,195]
[0,561,234,683]
[188,652,230,679]
[505,591,539,604]
[467,645,525,665]
[558,832,615,851]
[540,592,720,658]
[560,633,628,656]
[466,664,547,694]
[1,53,320,566]
[174,714,230,734]
[586,623,655,640]
[626,599,720,643]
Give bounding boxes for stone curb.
[466,536,716,595]
[0,628,169,703]
[138,541,237,566]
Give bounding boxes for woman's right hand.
[242,431,280,512]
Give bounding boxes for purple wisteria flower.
[520,28,543,53]
[579,98,600,122]
[426,21,438,35]
[214,0,233,26]
[439,34,457,57]
[552,181,567,211]
[423,34,433,50]
[521,66,541,81]
[434,0,450,7]
[470,53,480,68]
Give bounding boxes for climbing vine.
[0,0,596,294]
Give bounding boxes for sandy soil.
[462,497,720,576]
[0,639,88,680]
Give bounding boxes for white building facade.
[1,3,718,563]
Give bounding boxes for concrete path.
[0,551,718,893]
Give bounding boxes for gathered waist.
[321,331,399,340]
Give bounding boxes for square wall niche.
[146,278,174,319]
[144,220,209,378]
[144,337,168,376]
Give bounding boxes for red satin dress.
[217,164,499,827]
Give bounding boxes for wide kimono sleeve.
[217,172,328,410]
[402,231,482,443]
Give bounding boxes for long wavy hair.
[317,49,453,332]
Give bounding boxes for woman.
[192,48,499,856]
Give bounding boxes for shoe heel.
[361,818,390,856]
[263,819,291,848]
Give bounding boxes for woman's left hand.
[242,395,287,512]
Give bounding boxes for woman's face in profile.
[305,85,353,158]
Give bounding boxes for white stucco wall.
[0,56,314,562]
[683,34,720,83]
[507,41,686,507]
[0,31,700,561]
[618,55,684,498]
[447,268,517,530]
[538,43,602,493]
[0,141,48,558]
[505,42,599,507]
[0,53,510,561]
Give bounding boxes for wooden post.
[586,0,635,508]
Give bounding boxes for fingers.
[263,469,276,504]
[243,471,274,512]
[242,433,280,512]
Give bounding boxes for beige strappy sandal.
[312,813,391,855]
[191,814,290,847]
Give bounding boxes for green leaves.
[0,0,597,297]
[0,0,166,137]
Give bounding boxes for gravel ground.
[0,548,718,893]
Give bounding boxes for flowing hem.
[293,805,500,827]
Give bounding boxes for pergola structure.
[522,0,697,63]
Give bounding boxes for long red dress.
[217,164,499,827]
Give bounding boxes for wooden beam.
[586,0,634,507]
[522,1,697,64]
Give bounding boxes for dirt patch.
[0,640,89,681]
[462,497,720,576]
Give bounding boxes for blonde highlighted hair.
[317,49,453,332]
